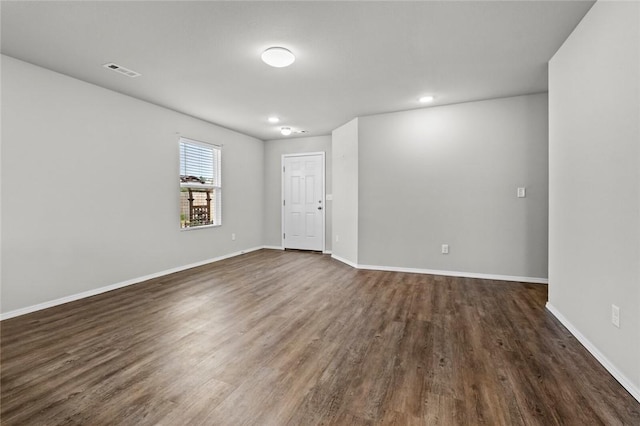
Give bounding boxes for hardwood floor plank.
[2,249,639,425]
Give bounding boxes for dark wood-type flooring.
[1,249,639,425]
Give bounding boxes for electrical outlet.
[611,304,620,328]
[517,187,526,198]
[441,244,449,254]
[336,235,340,242]
[231,233,236,241]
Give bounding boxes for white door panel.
[283,153,324,251]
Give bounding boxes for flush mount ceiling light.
[261,47,295,68]
[280,127,292,136]
[268,116,280,123]
[419,95,435,103]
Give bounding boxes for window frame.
[179,137,222,230]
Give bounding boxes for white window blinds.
[179,138,221,188]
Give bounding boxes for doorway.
[282,152,325,251]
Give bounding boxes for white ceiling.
[1,1,594,141]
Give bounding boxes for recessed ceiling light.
[419,95,435,103]
[268,116,280,123]
[262,47,295,68]
[280,127,292,136]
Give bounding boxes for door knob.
[317,206,323,210]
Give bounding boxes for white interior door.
[282,153,325,251]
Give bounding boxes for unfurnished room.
[1,1,639,424]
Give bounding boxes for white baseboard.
[546,302,640,403]
[322,250,332,255]
[331,256,547,284]
[331,254,358,269]
[0,246,264,321]
[359,264,548,284]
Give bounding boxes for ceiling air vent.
[103,62,141,78]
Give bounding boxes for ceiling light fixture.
[268,116,280,123]
[280,127,292,136]
[262,47,295,68]
[419,95,435,103]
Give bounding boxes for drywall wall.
[357,94,548,279]
[548,0,640,397]
[331,119,359,264]
[263,135,332,250]
[1,55,264,314]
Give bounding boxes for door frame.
[281,152,326,252]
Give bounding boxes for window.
[179,137,221,228]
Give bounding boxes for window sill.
[180,182,217,190]
[180,224,221,232]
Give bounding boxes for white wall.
[1,56,265,314]
[357,94,549,279]
[331,119,359,264]
[548,0,640,399]
[263,135,332,250]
